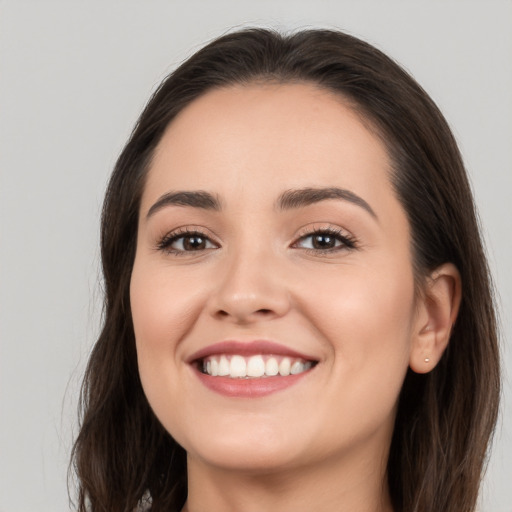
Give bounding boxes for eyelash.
[156,226,357,256]
[156,228,217,256]
[293,226,357,254]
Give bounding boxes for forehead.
[144,83,394,213]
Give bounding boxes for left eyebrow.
[276,187,377,220]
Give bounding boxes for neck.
[182,442,393,512]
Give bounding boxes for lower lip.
[193,366,313,398]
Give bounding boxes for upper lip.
[187,340,318,363]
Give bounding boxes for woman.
[71,28,500,512]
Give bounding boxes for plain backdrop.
[0,1,511,511]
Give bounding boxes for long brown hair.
[71,28,500,512]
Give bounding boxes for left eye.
[294,230,355,251]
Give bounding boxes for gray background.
[1,1,511,511]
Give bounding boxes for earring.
[424,357,430,363]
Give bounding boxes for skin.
[130,83,460,512]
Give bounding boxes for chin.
[189,442,304,474]
[175,417,311,473]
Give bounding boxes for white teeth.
[210,358,219,376]
[201,354,314,379]
[265,357,279,376]
[247,355,266,377]
[290,361,305,374]
[279,358,291,376]
[218,355,230,376]
[229,355,247,377]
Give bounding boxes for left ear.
[409,263,462,374]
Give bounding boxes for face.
[130,83,418,473]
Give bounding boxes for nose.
[208,248,291,324]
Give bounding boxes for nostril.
[214,307,275,321]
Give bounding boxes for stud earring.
[424,357,430,363]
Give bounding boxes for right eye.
[157,230,218,255]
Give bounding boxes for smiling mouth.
[198,354,316,379]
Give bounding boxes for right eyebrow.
[145,190,221,219]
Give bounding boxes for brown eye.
[294,229,356,252]
[311,233,337,249]
[158,231,218,254]
[182,235,208,251]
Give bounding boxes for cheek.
[129,258,206,408]
[299,261,415,392]
[130,261,202,353]
[294,264,415,440]
[336,274,412,358]
[129,259,208,438]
